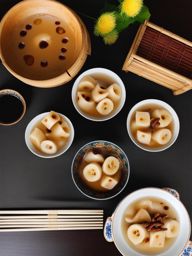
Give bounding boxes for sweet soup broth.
[76,74,121,117]
[130,104,174,148]
[78,147,122,192]
[92,74,114,86]
[122,197,179,255]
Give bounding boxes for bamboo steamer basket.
[0,0,91,88]
[123,21,192,95]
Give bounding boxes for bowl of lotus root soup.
[105,188,191,256]
[72,68,126,121]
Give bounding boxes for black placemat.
[0,0,192,255]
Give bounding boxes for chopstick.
[0,210,103,215]
[0,218,102,222]
[0,216,101,219]
[0,220,103,224]
[0,209,103,232]
[0,222,102,229]
[0,227,103,232]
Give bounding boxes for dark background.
[0,0,191,255]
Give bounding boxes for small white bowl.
[25,112,74,158]
[72,68,126,121]
[127,99,180,152]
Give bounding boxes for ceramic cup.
[72,68,126,121]
[126,99,180,152]
[25,112,74,158]
[0,89,26,126]
[71,140,130,200]
[104,187,191,256]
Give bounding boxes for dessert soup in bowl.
[104,188,191,256]
[25,111,74,158]
[71,140,130,200]
[72,68,126,121]
[127,99,180,152]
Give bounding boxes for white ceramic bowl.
[111,188,191,256]
[25,112,74,158]
[72,68,126,121]
[127,99,180,152]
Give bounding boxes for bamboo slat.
[147,22,192,47]
[131,58,190,90]
[128,63,176,90]
[133,55,191,84]
[122,21,147,70]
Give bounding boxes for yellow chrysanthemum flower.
[103,30,119,45]
[121,0,143,17]
[95,12,116,35]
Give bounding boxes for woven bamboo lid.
[0,0,91,88]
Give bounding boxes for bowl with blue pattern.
[71,140,130,200]
[104,187,191,256]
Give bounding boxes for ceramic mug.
[0,89,26,126]
[104,187,191,256]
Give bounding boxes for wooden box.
[122,21,192,95]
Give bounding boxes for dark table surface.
[0,0,192,255]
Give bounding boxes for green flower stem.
[77,11,97,21]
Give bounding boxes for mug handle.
[104,187,192,254]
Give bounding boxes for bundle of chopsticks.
[0,209,103,232]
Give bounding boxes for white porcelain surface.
[112,188,191,256]
[25,112,74,158]
[127,99,180,152]
[72,68,126,121]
